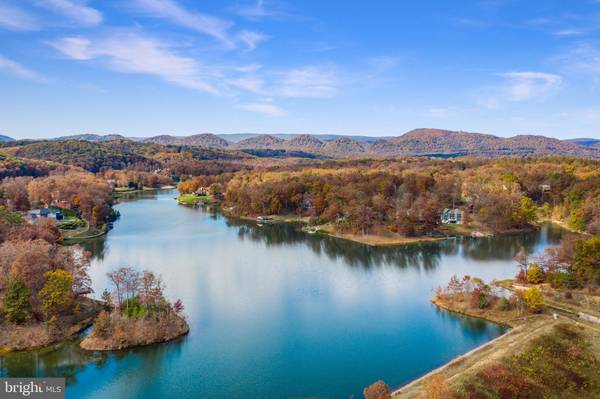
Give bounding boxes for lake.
[0,189,564,399]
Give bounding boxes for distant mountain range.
[565,138,600,147]
[0,135,14,142]
[137,129,600,159]
[5,129,600,159]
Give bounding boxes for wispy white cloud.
[231,63,263,73]
[0,3,38,31]
[51,33,218,94]
[497,71,562,101]
[237,101,286,116]
[132,0,234,46]
[236,30,268,51]
[556,42,600,76]
[368,56,401,73]
[0,54,44,81]
[277,66,337,98]
[38,0,102,26]
[228,76,265,94]
[233,0,269,20]
[554,29,585,37]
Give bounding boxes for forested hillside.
[0,140,249,173]
[178,157,600,238]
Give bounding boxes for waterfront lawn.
[177,194,210,205]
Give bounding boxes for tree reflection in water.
[0,333,186,386]
[227,218,563,272]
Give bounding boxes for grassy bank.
[177,193,211,205]
[393,295,600,398]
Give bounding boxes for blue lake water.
[0,189,564,399]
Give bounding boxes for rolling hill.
[231,134,286,149]
[56,134,127,142]
[566,138,600,147]
[141,133,230,148]
[16,129,600,160]
[0,139,247,173]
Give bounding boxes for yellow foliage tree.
[526,263,544,284]
[39,269,73,319]
[523,286,544,313]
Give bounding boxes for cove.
[0,190,564,399]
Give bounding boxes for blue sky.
[1,0,600,139]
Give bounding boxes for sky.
[1,0,600,140]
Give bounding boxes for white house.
[441,208,463,224]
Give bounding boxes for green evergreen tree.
[3,276,33,324]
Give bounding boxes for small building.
[51,200,70,209]
[195,187,209,196]
[27,208,63,222]
[257,215,272,222]
[441,208,463,224]
[539,184,551,192]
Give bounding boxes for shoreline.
[392,296,540,398]
[230,213,447,246]
[0,298,102,352]
[225,211,542,247]
[392,294,600,398]
[80,315,190,351]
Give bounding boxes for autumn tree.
[1,177,32,211]
[515,196,538,226]
[572,236,600,286]
[173,299,184,315]
[93,309,112,338]
[107,267,142,313]
[523,287,544,313]
[363,380,391,399]
[39,269,74,319]
[526,263,544,284]
[139,271,165,309]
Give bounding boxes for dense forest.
[0,153,77,179]
[0,139,248,173]
[0,204,97,349]
[1,173,114,226]
[177,157,600,237]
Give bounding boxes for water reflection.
[0,191,565,399]
[227,217,563,271]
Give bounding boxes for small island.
[81,267,189,351]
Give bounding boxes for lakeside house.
[257,215,272,222]
[441,208,463,224]
[51,200,70,209]
[195,187,209,196]
[27,208,63,222]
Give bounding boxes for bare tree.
[107,267,141,313]
[140,270,164,308]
